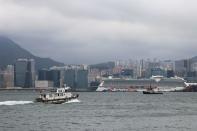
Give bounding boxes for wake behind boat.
[35,87,79,104]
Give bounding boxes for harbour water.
[0,91,197,131]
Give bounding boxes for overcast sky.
[0,0,197,64]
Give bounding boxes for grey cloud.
[0,0,197,64]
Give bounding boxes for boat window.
[58,89,62,93]
[49,94,52,97]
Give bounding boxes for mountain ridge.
[0,36,64,70]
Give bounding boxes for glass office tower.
[15,59,35,88]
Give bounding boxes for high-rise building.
[48,70,61,88]
[121,69,134,78]
[150,68,165,77]
[166,70,175,78]
[3,65,14,88]
[76,69,88,90]
[38,65,88,90]
[191,62,197,72]
[161,60,174,71]
[175,59,191,77]
[64,69,76,89]
[14,59,35,88]
[64,68,88,91]
[38,69,49,80]
[0,70,3,88]
[38,69,61,88]
[139,59,144,78]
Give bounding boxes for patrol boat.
[35,87,79,104]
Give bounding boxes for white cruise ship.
[96,76,188,92]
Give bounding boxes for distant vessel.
[143,90,163,94]
[96,76,187,92]
[35,87,79,104]
[143,87,163,94]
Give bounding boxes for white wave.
[65,99,81,104]
[0,101,33,106]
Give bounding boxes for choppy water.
[0,91,197,131]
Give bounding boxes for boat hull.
[143,91,163,94]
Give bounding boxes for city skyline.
[0,0,197,64]
[1,1,197,131]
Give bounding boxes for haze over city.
[0,0,197,64]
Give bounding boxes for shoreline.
[0,88,96,92]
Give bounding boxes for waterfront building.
[64,69,88,91]
[166,70,175,78]
[3,65,14,88]
[161,60,174,71]
[38,65,89,90]
[38,69,49,80]
[175,59,191,77]
[121,69,134,78]
[64,69,76,89]
[191,62,197,72]
[14,59,35,88]
[88,68,101,83]
[48,70,61,88]
[35,80,54,89]
[38,69,61,88]
[150,68,165,77]
[76,69,88,90]
[139,59,145,78]
[0,70,3,88]
[175,60,186,77]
